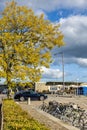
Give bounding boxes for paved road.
[0,94,87,110]
[25,94,87,110]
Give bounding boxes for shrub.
[3,99,49,130]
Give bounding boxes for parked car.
[1,89,8,94]
[14,89,48,101]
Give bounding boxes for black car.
[14,89,48,101]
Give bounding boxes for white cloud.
[60,15,87,56]
[77,58,87,67]
[16,0,87,12]
[41,67,62,79]
[35,9,48,19]
[1,1,87,19]
[52,15,87,67]
[60,15,87,44]
[63,57,87,67]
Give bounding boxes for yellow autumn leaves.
[0,1,64,88]
[3,99,50,130]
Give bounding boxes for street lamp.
[54,52,65,89]
[76,78,79,95]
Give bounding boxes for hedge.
[3,99,49,130]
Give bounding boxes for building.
[35,82,49,92]
[35,82,81,93]
[35,82,63,93]
[77,83,87,95]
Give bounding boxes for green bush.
[3,99,50,130]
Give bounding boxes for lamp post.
[62,52,65,90]
[76,78,79,95]
[54,52,65,89]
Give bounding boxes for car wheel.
[40,96,44,101]
[20,96,25,101]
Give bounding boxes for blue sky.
[0,0,87,83]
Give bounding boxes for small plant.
[3,99,50,130]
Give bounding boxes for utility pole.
[61,52,65,89]
[54,52,65,89]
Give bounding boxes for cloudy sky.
[0,0,87,83]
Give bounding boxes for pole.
[62,52,65,90]
[54,52,65,90]
[27,98,31,105]
[76,78,79,95]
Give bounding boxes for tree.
[0,1,64,90]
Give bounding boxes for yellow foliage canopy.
[0,1,64,88]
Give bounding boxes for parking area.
[26,94,87,110]
[19,94,87,130]
[0,94,87,110]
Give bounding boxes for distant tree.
[0,1,64,91]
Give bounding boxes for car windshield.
[29,90,37,94]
